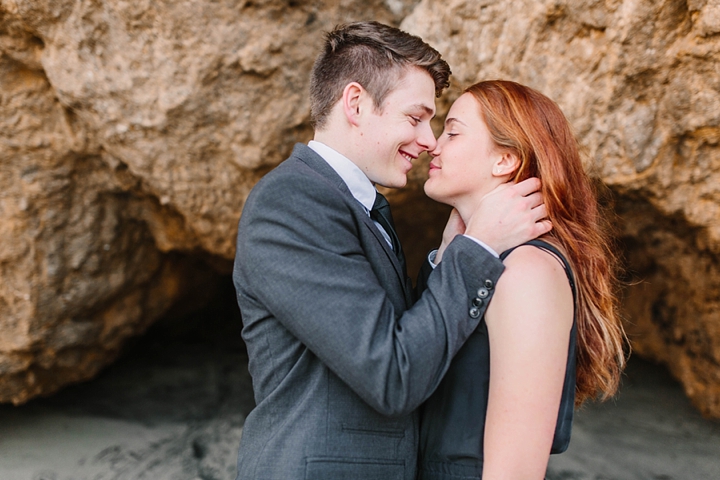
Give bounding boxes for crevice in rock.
[614,188,720,417]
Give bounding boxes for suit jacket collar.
[307,141,376,211]
[290,143,411,304]
[291,143,351,196]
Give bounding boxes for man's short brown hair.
[309,21,451,130]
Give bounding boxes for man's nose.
[418,124,437,152]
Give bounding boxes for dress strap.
[500,239,576,301]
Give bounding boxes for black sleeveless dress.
[418,239,577,480]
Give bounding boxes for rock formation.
[401,0,720,417]
[0,0,416,404]
[1,0,719,418]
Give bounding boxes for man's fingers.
[524,191,544,210]
[481,181,511,201]
[530,202,548,222]
[512,177,542,197]
[534,219,553,236]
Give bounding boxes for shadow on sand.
[1,279,719,480]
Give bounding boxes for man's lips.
[399,150,416,163]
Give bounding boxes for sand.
[1,296,719,480]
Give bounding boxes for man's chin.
[377,176,408,189]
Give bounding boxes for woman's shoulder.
[500,240,570,288]
[486,238,574,329]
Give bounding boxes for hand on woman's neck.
[456,178,508,226]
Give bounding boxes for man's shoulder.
[243,148,351,220]
[252,144,344,197]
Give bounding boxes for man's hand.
[436,209,465,263]
[464,178,552,254]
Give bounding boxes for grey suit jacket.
[232,143,504,480]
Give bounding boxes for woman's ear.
[492,151,520,177]
[342,82,364,127]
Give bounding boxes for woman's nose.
[429,138,442,157]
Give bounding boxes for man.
[232,21,549,480]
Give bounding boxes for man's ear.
[492,151,521,177]
[342,82,365,127]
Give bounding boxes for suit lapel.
[292,144,352,195]
[362,217,414,308]
[361,217,406,285]
[291,144,411,304]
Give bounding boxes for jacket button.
[469,307,481,318]
[477,287,489,299]
[484,279,494,289]
[472,297,484,307]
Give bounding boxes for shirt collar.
[308,140,376,211]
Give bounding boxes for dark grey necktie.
[370,192,407,277]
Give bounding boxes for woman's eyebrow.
[445,117,467,127]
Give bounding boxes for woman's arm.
[482,245,574,480]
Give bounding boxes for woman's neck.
[455,199,481,227]
[455,181,505,226]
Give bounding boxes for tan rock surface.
[0,0,417,403]
[0,9,212,400]
[2,0,720,418]
[402,0,720,417]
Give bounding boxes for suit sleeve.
[235,172,504,417]
[414,254,434,300]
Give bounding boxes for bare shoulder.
[500,244,570,290]
[486,243,573,333]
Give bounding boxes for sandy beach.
[1,290,719,480]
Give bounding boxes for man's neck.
[307,140,377,211]
[313,129,362,171]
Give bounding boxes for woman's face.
[424,93,502,207]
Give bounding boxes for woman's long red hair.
[465,80,628,404]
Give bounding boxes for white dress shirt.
[307,141,498,266]
[308,141,393,248]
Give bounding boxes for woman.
[418,80,628,479]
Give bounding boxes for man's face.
[357,68,437,188]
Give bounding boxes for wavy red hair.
[465,80,628,404]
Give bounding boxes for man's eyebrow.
[411,104,435,117]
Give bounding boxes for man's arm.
[237,172,502,417]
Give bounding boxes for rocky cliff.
[1,0,719,417]
[402,0,720,418]
[0,0,416,405]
